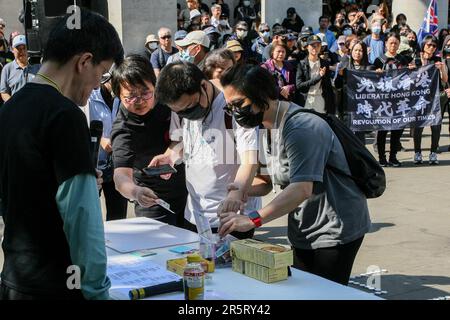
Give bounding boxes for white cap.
[175,30,210,48]
[190,9,201,20]
[12,35,26,48]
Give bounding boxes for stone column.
[391,0,448,33]
[108,0,177,54]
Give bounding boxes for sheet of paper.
[108,254,181,300]
[105,217,199,253]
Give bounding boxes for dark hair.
[420,35,438,52]
[350,40,369,67]
[319,16,330,23]
[396,13,407,23]
[203,48,235,79]
[270,43,287,59]
[43,8,123,66]
[220,64,278,111]
[384,31,401,44]
[111,54,156,97]
[156,61,206,105]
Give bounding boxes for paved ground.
[1,123,449,300]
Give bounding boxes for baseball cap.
[174,30,188,41]
[190,9,201,20]
[203,26,220,36]
[300,26,314,39]
[12,35,26,48]
[175,30,210,48]
[226,40,244,52]
[287,33,297,41]
[307,35,322,45]
[145,34,158,46]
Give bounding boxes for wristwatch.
[248,211,262,228]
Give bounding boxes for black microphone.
[89,120,103,168]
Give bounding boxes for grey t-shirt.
[0,60,40,96]
[268,103,371,249]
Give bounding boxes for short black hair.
[319,16,330,23]
[111,54,156,97]
[43,8,123,66]
[155,61,206,105]
[220,64,278,111]
[384,31,401,44]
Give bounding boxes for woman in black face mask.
[219,64,371,286]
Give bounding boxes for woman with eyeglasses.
[218,64,371,286]
[252,23,271,63]
[110,54,188,227]
[412,35,448,165]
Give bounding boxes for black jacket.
[295,57,335,114]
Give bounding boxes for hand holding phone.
[141,164,177,177]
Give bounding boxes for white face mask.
[237,30,248,39]
[244,1,251,7]
[148,43,158,51]
[219,20,228,26]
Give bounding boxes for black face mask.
[177,86,210,120]
[233,104,264,128]
[409,40,417,48]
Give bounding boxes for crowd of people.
[0,0,448,300]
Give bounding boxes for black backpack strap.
[282,108,353,179]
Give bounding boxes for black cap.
[300,26,314,39]
[287,7,296,15]
[307,35,322,45]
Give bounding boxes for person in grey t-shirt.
[218,64,371,286]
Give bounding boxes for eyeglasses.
[161,35,172,40]
[122,91,154,104]
[338,42,346,46]
[100,72,112,84]
[224,98,246,116]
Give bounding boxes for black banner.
[346,64,442,131]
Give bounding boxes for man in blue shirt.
[363,21,385,65]
[0,9,123,300]
[315,16,336,49]
[0,35,40,102]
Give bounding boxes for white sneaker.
[429,152,439,165]
[414,152,423,164]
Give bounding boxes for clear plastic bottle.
[183,254,205,300]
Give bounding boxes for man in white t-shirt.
[152,61,260,238]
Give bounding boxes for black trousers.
[292,237,364,286]
[377,129,404,159]
[413,125,441,153]
[183,220,255,240]
[101,181,128,221]
[135,194,187,228]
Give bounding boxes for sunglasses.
[122,91,154,104]
[425,42,437,48]
[237,28,248,32]
[161,35,172,40]
[261,29,270,32]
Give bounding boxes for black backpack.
[284,109,386,199]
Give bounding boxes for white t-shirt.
[170,91,261,228]
[305,60,326,114]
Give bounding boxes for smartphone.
[141,164,177,177]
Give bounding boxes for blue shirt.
[0,60,40,96]
[363,35,385,65]
[88,88,120,172]
[315,29,336,49]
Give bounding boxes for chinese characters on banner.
[346,64,442,131]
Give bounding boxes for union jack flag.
[417,0,439,44]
